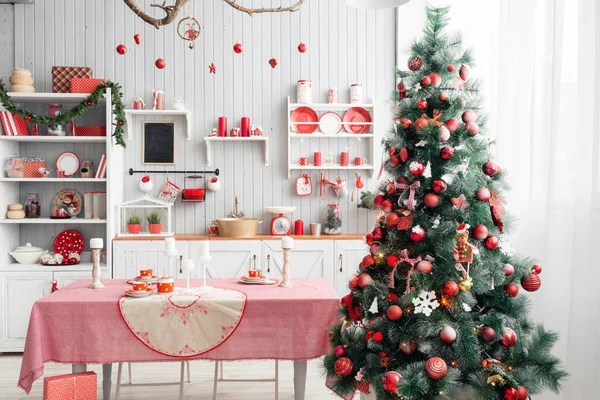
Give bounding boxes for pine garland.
[0,79,127,147]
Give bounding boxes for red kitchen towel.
[0,111,30,136]
[51,66,93,93]
[43,372,97,400]
[70,78,106,93]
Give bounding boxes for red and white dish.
[127,277,159,284]
[318,112,343,134]
[238,277,278,285]
[125,288,155,298]
[343,107,372,134]
[51,188,83,216]
[240,275,266,282]
[53,230,84,259]
[55,151,80,176]
[290,106,318,134]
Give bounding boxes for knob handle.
[339,254,343,272]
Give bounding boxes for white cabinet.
[261,240,334,281]
[190,241,262,279]
[113,240,187,278]
[0,271,52,351]
[334,240,368,297]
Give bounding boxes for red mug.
[248,269,262,278]
[354,157,365,166]
[299,157,309,166]
[140,269,153,277]
[132,282,148,291]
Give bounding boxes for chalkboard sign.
[142,121,176,165]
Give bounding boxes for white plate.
[124,289,156,298]
[238,278,278,285]
[265,206,297,215]
[318,112,343,134]
[55,151,80,176]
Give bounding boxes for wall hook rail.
[128,168,219,176]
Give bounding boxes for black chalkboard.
[142,121,176,165]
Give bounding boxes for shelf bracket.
[264,137,270,167]
[185,111,192,141]
[205,139,212,166]
[125,113,133,141]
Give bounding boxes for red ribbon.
[395,181,420,211]
[388,249,421,293]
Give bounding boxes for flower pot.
[207,176,221,192]
[148,223,162,234]
[127,224,141,234]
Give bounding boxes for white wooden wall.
[11,0,396,235]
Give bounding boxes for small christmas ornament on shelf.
[323,203,342,235]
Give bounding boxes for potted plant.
[127,215,141,234]
[147,211,162,234]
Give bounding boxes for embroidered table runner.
[119,288,246,357]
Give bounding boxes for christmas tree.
[324,7,566,400]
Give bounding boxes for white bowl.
[9,243,47,264]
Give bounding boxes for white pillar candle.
[165,237,176,251]
[199,241,210,257]
[90,238,103,249]
[282,236,294,249]
[183,259,195,271]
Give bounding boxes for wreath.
[0,79,126,147]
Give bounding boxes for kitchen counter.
[113,234,365,241]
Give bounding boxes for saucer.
[241,275,266,281]
[128,276,159,284]
[238,278,278,285]
[124,288,155,298]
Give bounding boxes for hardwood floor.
[0,354,352,399]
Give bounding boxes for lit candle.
[90,238,103,249]
[165,237,176,251]
[281,236,294,249]
[199,241,210,257]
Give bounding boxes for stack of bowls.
[9,68,35,92]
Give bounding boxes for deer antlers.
[124,0,305,29]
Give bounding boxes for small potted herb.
[127,215,141,234]
[147,211,162,234]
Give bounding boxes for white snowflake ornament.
[412,290,439,317]
[462,303,472,312]
[499,237,514,256]
[412,82,422,93]
[431,215,441,229]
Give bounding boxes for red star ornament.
[209,63,216,74]
[451,194,469,209]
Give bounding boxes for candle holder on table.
[164,237,177,277]
[279,236,294,288]
[195,255,215,293]
[89,238,104,289]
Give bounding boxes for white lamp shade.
[345,0,411,9]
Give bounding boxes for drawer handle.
[339,254,343,272]
[267,254,271,273]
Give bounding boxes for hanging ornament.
[334,357,354,377]
[424,193,440,208]
[399,117,412,128]
[399,147,409,162]
[459,276,473,292]
[209,63,216,74]
[440,146,454,160]
[416,260,433,273]
[333,345,346,358]
[533,264,543,274]
[298,42,307,53]
[439,125,450,141]
[425,357,447,380]
[421,75,432,86]
[177,16,201,49]
[462,110,477,123]
[472,224,489,240]
[443,281,459,297]
[445,118,459,132]
[480,327,496,343]
[504,283,519,297]
[503,387,518,400]
[415,117,429,130]
[432,179,447,194]
[116,44,127,55]
[382,371,402,393]
[484,235,499,250]
[382,199,393,213]
[440,325,457,344]
[386,305,403,321]
[233,42,243,53]
[416,99,428,111]
[409,161,425,176]
[476,188,492,202]
[447,64,455,72]
[465,122,479,135]
[412,290,439,316]
[483,161,501,176]
[459,64,470,80]
[358,273,372,288]
[517,386,528,399]
[372,227,384,241]
[454,223,479,274]
[451,194,469,209]
[503,263,515,276]
[410,225,426,242]
[368,297,379,314]
[349,274,359,288]
[400,340,416,354]
[521,273,542,292]
[500,327,517,347]
[269,58,278,68]
[439,92,449,102]
[408,56,423,71]
[155,58,166,69]
[397,81,406,99]
[134,34,143,45]
[430,72,441,87]
[387,293,399,303]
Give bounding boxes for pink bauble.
[500,327,517,347]
[472,224,489,240]
[421,75,432,86]
[425,357,447,380]
[447,64,455,72]
[480,327,496,343]
[410,226,426,242]
[483,161,501,176]
[333,345,346,358]
[462,110,477,123]
[416,260,433,273]
[465,122,479,135]
[358,274,372,288]
[440,325,457,344]
[370,243,381,255]
[439,92,449,102]
[445,118,459,132]
[503,263,515,276]
[438,125,450,142]
[476,188,492,202]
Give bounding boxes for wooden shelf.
[0,218,107,224]
[289,164,374,170]
[7,92,107,104]
[0,262,107,272]
[124,109,192,141]
[204,137,270,167]
[0,135,106,143]
[289,133,374,138]
[0,178,107,182]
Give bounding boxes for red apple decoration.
[424,193,440,208]
[134,34,143,45]
[476,188,492,202]
[297,42,307,53]
[472,224,489,240]
[410,226,426,242]
[233,42,243,53]
[116,44,127,55]
[445,118,459,132]
[386,305,403,321]
[443,281,459,297]
[500,327,517,347]
[504,283,519,297]
[155,58,166,69]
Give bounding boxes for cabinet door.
[190,241,262,278]
[0,271,53,351]
[112,240,188,279]
[262,240,334,282]
[54,270,104,289]
[334,240,368,297]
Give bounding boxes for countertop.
[113,234,365,241]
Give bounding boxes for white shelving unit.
[124,109,192,141]
[0,218,107,224]
[0,178,107,182]
[286,96,376,178]
[204,136,270,167]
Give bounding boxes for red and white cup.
[152,90,165,110]
[132,282,148,291]
[299,157,309,166]
[248,269,262,279]
[340,152,349,166]
[354,157,366,166]
[140,269,153,277]
[132,97,145,110]
[218,117,227,137]
[297,80,312,104]
[313,152,322,166]
[328,88,338,104]
[350,84,363,104]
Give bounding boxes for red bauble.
[382,199,393,213]
[438,126,450,142]
[447,64,455,72]
[386,305,403,321]
[517,386,528,400]
[134,34,143,45]
[424,193,440,208]
[533,264,543,274]
[396,176,409,185]
[443,281,459,297]
[397,82,406,99]
[383,371,402,392]
[440,325,457,344]
[415,117,429,130]
[409,161,425,176]
[116,44,127,55]
[439,92,449,102]
[465,122,479,135]
[373,332,384,342]
[155,58,166,69]
[386,212,400,228]
[399,147,409,162]
[233,42,243,53]
[501,327,518,347]
[334,357,353,376]
[503,263,515,276]
[421,75,432,86]
[387,293,399,303]
[445,118,459,132]
[365,233,373,245]
[408,56,423,71]
[399,118,412,128]
[372,227,384,241]
[400,340,416,354]
[459,64,470,80]
[504,388,518,400]
[387,255,400,268]
[388,147,397,156]
[416,99,428,111]
[416,260,433,273]
[425,357,447,380]
[440,146,454,160]
[362,255,375,268]
[480,327,496,343]
[358,274,373,288]
[472,224,489,240]
[521,273,542,292]
[370,243,381,255]
[410,226,426,242]
[484,235,499,250]
[430,72,442,87]
[333,345,346,357]
[483,161,501,176]
[349,274,359,288]
[476,188,492,202]
[462,110,477,123]
[504,283,519,297]
[389,155,400,167]
[297,42,307,53]
[269,58,278,68]
[432,179,447,194]
[373,194,385,208]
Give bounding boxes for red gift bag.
[43,371,97,400]
[0,111,30,136]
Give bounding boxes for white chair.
[115,361,191,400]
[212,360,278,400]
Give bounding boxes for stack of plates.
[239,275,278,285]
[124,288,155,298]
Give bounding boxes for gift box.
[43,371,97,400]
[23,159,46,178]
[74,125,106,137]
[0,111,30,136]
[70,78,106,93]
[51,66,93,93]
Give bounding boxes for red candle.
[294,219,304,235]
[314,152,322,166]
[241,117,251,137]
[340,151,349,166]
[218,117,227,137]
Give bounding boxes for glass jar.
[24,193,41,218]
[5,154,24,178]
[80,160,94,178]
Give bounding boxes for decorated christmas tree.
[324,7,566,400]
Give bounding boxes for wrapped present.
[43,371,97,400]
[51,66,93,93]
[23,158,45,178]
[70,78,106,93]
[0,111,30,136]
[74,125,106,137]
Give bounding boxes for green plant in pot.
[147,211,162,234]
[127,215,141,234]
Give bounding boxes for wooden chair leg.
[115,363,123,400]
[212,361,219,400]
[219,361,223,379]
[186,360,191,383]
[127,362,132,384]
[274,360,279,400]
[179,362,185,400]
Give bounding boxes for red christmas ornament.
[389,155,400,167]
[533,264,543,274]
[409,161,425,176]
[383,371,402,393]
[465,122,479,135]
[472,224,489,240]
[440,146,454,160]
[373,332,384,342]
[397,82,406,99]
[399,147,409,162]
[382,199,393,213]
[432,179,447,194]
[333,345,345,358]
[438,126,450,142]
[349,274,359,288]
[416,260,433,273]
[415,117,429,130]
[416,99,428,111]
[503,263,515,276]
[297,42,307,53]
[425,357,447,380]
[233,42,243,53]
[209,63,216,74]
[396,177,409,185]
[476,188,492,202]
[387,255,400,268]
[373,194,385,208]
[483,161,501,176]
[410,226,426,242]
[386,305,403,321]
[424,193,440,208]
[69,257,78,264]
[269,58,278,68]
[504,387,518,400]
[370,243,381,255]
[501,327,517,347]
[443,281,459,297]
[521,273,542,292]
[408,56,423,71]
[430,72,441,87]
[116,44,127,55]
[445,118,459,132]
[334,357,353,377]
[358,274,373,288]
[387,293,399,303]
[365,233,373,246]
[439,92,449,102]
[400,340,416,354]
[134,34,143,45]
[421,75,432,86]
[362,255,375,268]
[141,175,151,183]
[462,110,477,123]
[447,64,455,72]
[440,325,457,344]
[388,147,397,157]
[399,118,412,128]
[484,235,499,250]
[504,283,519,297]
[517,386,528,400]
[480,327,496,343]
[372,227,384,241]
[155,58,166,69]
[385,212,400,228]
[459,64,470,80]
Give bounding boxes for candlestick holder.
[279,247,293,287]
[196,255,215,293]
[164,248,177,277]
[89,241,104,289]
[176,259,196,293]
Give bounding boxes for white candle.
[90,238,103,249]
[282,236,294,249]
[199,241,210,257]
[184,259,195,271]
[165,237,176,251]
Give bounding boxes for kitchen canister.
[350,84,363,104]
[297,80,312,104]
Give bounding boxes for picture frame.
[142,121,176,165]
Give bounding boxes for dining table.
[18,278,340,400]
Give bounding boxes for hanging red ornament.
[373,332,384,342]
[383,371,402,393]
[425,357,447,380]
[416,260,433,273]
[387,255,400,268]
[439,92,448,102]
[484,235,499,250]
[385,212,400,228]
[521,273,541,292]
[400,340,416,354]
[233,42,243,53]
[490,205,505,233]
[269,58,278,68]
[372,227,384,241]
[504,283,519,297]
[370,243,381,255]
[445,118,459,132]
[116,44,127,55]
[333,345,346,357]
[349,274,359,288]
[398,82,406,99]
[504,387,518,400]
[365,233,373,246]
[517,386,528,400]
[533,264,543,274]
[415,117,429,130]
[440,325,457,344]
[334,357,354,376]
[389,156,400,167]
[432,179,447,194]
[483,161,501,176]
[134,34,143,45]
[503,263,515,276]
[430,72,441,87]
[362,255,375,268]
[297,42,307,53]
[155,58,166,69]
[396,176,409,185]
[209,63,216,74]
[408,56,423,71]
[447,64,455,72]
[416,99,428,111]
[386,305,403,321]
[462,110,477,123]
[382,199,393,213]
[472,224,489,240]
[459,64,470,80]
[409,161,425,176]
[439,125,450,141]
[386,181,397,195]
[424,193,440,208]
[443,281,459,297]
[399,147,409,162]
[410,225,426,242]
[358,273,373,288]
[421,75,432,86]
[500,327,517,347]
[476,188,491,202]
[465,122,479,135]
[399,117,412,128]
[373,195,385,208]
[440,146,454,160]
[387,293,399,303]
[480,327,496,343]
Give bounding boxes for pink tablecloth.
[18,278,339,393]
